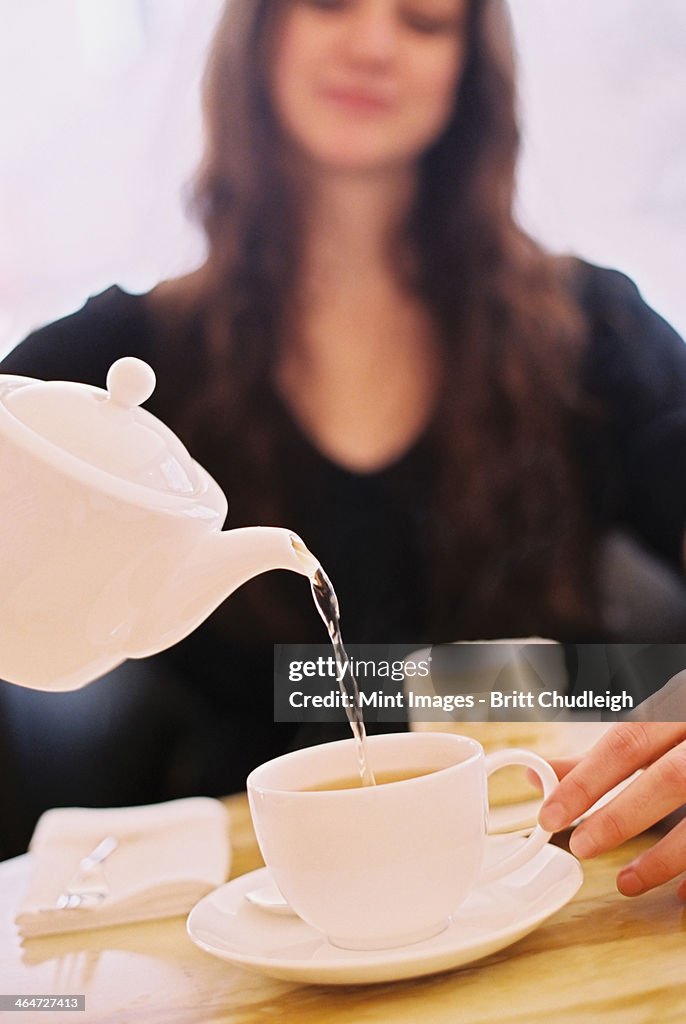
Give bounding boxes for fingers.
[539,723,686,832]
[568,740,686,857]
[614,815,686,897]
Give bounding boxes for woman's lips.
[321,86,394,114]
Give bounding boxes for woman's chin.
[302,146,418,179]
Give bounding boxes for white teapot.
[0,357,317,691]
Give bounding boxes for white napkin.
[15,797,231,938]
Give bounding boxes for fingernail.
[538,801,568,831]
[569,829,598,859]
[618,867,644,897]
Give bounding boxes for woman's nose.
[341,4,399,65]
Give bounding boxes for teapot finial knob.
[106,357,156,409]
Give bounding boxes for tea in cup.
[247,731,558,950]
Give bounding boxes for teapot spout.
[129,527,318,658]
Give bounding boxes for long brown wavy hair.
[156,0,596,639]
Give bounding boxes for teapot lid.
[1,357,201,497]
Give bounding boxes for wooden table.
[1,733,686,1023]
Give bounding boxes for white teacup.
[247,732,558,951]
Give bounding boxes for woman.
[2,0,686,882]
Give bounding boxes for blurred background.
[1,0,685,355]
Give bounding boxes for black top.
[5,261,686,566]
[2,260,686,803]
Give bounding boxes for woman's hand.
[538,722,686,899]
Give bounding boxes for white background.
[1,0,684,354]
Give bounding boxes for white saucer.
[186,836,583,986]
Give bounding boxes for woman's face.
[269,0,469,175]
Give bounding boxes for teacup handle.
[479,748,558,884]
